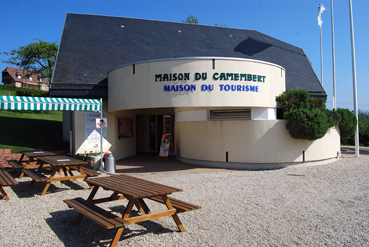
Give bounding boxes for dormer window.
[39,78,43,82]
[17,75,21,79]
[29,77,33,81]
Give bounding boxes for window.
[210,109,251,120]
[39,78,43,82]
[17,75,22,79]
[29,77,33,81]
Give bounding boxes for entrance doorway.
[136,114,174,154]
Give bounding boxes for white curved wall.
[175,120,340,169]
[108,57,285,111]
[103,57,340,169]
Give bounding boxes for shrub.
[16,87,49,97]
[337,108,357,139]
[284,108,328,140]
[325,109,342,128]
[310,98,326,111]
[276,89,311,113]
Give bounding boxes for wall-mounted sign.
[155,72,266,93]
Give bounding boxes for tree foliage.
[183,15,198,24]
[276,90,359,142]
[337,108,357,139]
[285,108,328,141]
[325,109,342,128]
[276,89,311,113]
[1,39,58,80]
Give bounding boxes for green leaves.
[182,15,199,24]
[285,108,328,141]
[1,39,58,80]
[337,108,357,139]
[276,90,357,141]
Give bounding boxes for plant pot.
[89,156,102,170]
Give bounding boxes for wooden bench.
[70,166,101,178]
[64,197,125,229]
[22,169,48,183]
[0,170,18,200]
[148,196,202,213]
[7,160,25,171]
[64,197,176,247]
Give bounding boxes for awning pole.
[99,98,104,171]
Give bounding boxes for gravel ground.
[1,146,369,246]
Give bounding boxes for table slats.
[85,174,182,199]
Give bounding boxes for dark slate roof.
[51,13,326,99]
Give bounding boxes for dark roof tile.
[51,13,325,99]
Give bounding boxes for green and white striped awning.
[0,96,102,112]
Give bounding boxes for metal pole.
[349,0,359,157]
[320,25,324,86]
[331,0,337,109]
[99,98,104,171]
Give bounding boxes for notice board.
[159,134,171,157]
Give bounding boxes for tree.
[183,15,198,24]
[1,39,58,80]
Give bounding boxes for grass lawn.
[0,109,66,153]
[0,85,17,96]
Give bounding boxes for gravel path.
[1,147,368,246]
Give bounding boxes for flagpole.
[320,24,323,86]
[331,0,336,109]
[348,0,359,157]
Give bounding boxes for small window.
[29,77,33,81]
[210,109,251,120]
[17,75,22,79]
[39,78,43,82]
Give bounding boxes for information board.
[85,112,107,149]
[159,134,171,157]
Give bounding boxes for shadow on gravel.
[341,146,369,155]
[48,205,175,246]
[8,170,87,198]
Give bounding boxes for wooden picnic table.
[23,155,89,196]
[64,174,201,247]
[19,150,56,165]
[6,150,56,179]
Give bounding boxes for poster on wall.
[159,134,171,157]
[117,116,133,140]
[85,112,107,149]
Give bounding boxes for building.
[50,13,340,169]
[2,66,50,91]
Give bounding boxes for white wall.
[175,119,340,168]
[108,57,285,111]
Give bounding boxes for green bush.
[337,108,357,139]
[310,98,326,111]
[325,109,342,128]
[284,108,328,140]
[16,87,49,97]
[276,89,311,113]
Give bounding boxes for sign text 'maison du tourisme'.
[155,72,266,92]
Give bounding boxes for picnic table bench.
[0,170,18,200]
[64,174,201,247]
[22,155,93,196]
[6,150,56,179]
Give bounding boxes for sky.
[1,0,368,111]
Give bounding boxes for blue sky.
[1,0,368,111]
